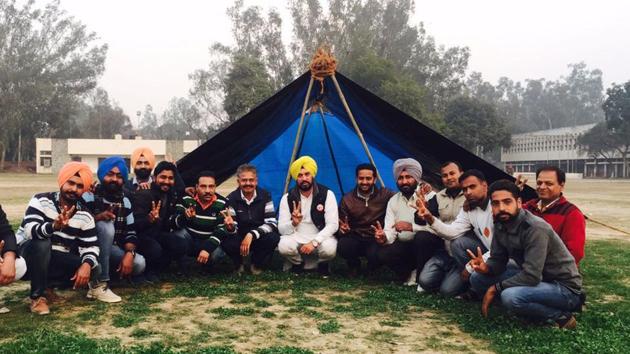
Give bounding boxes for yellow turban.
[290,156,318,180]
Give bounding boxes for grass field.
[0,173,629,353]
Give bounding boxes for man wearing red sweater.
[522,166,586,265]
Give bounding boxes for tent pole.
[331,74,385,188]
[284,76,315,195]
[318,106,345,196]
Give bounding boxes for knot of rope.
[309,46,337,94]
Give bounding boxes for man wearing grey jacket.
[468,180,584,329]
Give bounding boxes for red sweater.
[523,196,586,265]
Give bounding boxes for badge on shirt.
[483,227,491,238]
[316,204,324,212]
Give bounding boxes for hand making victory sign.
[185,205,196,220]
[220,209,235,232]
[371,221,387,244]
[53,205,75,231]
[291,201,302,227]
[148,200,161,223]
[414,188,435,224]
[466,246,489,274]
[339,215,350,234]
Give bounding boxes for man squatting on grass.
[0,204,28,313]
[18,162,103,315]
[223,164,280,275]
[83,157,146,301]
[469,179,584,329]
[278,156,339,275]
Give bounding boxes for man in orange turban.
[128,147,156,191]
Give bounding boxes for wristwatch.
[311,240,319,248]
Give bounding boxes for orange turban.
[57,162,93,194]
[131,147,156,170]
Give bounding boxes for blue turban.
[97,156,129,182]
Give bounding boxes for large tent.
[178,70,535,206]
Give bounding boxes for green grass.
[0,240,628,353]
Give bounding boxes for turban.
[57,161,93,193]
[289,156,318,180]
[153,161,177,177]
[393,158,423,182]
[131,147,156,170]
[97,156,129,182]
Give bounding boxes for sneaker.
[87,283,122,303]
[403,269,417,286]
[45,288,61,303]
[30,297,50,315]
[144,272,160,284]
[416,284,426,293]
[0,306,10,314]
[556,315,577,329]
[317,262,331,277]
[250,264,263,275]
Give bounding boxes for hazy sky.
[58,0,630,123]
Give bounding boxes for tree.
[159,97,206,140]
[0,0,107,169]
[80,88,133,139]
[138,105,160,139]
[223,55,275,122]
[602,81,630,177]
[576,122,619,177]
[444,97,511,156]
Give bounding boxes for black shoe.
[144,272,160,284]
[318,262,330,277]
[291,263,304,275]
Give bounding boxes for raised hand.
[138,182,151,190]
[148,200,161,223]
[185,205,196,220]
[291,201,302,227]
[420,182,432,196]
[53,205,75,231]
[466,247,489,274]
[220,209,235,231]
[414,190,434,224]
[339,215,350,234]
[515,175,528,191]
[371,221,386,244]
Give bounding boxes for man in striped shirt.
[223,164,279,275]
[19,162,103,315]
[83,157,146,299]
[173,170,236,269]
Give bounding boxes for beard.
[495,211,516,223]
[298,181,312,191]
[61,191,79,202]
[397,182,417,197]
[103,181,122,195]
[135,168,151,180]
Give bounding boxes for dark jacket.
[0,204,17,256]
[338,186,395,238]
[132,183,179,236]
[287,183,329,231]
[227,187,278,239]
[487,209,582,294]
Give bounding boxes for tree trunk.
[17,127,22,169]
[0,142,5,171]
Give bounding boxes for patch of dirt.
[598,294,625,304]
[72,293,492,353]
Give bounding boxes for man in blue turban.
[83,156,146,301]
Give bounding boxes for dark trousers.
[336,232,381,270]
[22,238,100,299]
[137,231,188,273]
[377,240,415,279]
[221,231,280,268]
[413,231,445,278]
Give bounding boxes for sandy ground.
[1,173,628,241]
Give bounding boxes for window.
[40,157,51,168]
[71,156,82,162]
[40,150,52,156]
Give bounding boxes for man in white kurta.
[277,156,338,274]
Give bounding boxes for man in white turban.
[277,156,338,276]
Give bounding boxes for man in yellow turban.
[277,156,338,276]
[19,161,115,315]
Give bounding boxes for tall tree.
[159,97,206,140]
[602,81,630,177]
[81,88,133,139]
[0,0,107,169]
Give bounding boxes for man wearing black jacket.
[133,161,187,281]
[223,164,279,275]
[0,204,27,289]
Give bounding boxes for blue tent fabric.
[177,71,536,203]
[251,110,397,208]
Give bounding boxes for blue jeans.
[418,250,466,297]
[96,221,146,281]
[450,231,487,268]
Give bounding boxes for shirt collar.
[194,194,216,210]
[133,176,152,186]
[240,188,257,205]
[536,194,563,213]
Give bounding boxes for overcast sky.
[59,0,630,123]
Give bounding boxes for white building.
[36,135,199,174]
[501,123,626,178]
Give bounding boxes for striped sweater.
[19,192,99,267]
[174,194,237,248]
[82,189,137,246]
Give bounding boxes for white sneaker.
[87,283,122,303]
[404,269,417,286]
[416,284,426,293]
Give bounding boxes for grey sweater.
[487,209,582,293]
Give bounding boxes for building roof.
[511,123,598,138]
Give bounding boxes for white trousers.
[278,235,337,269]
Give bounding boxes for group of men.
[0,148,586,329]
